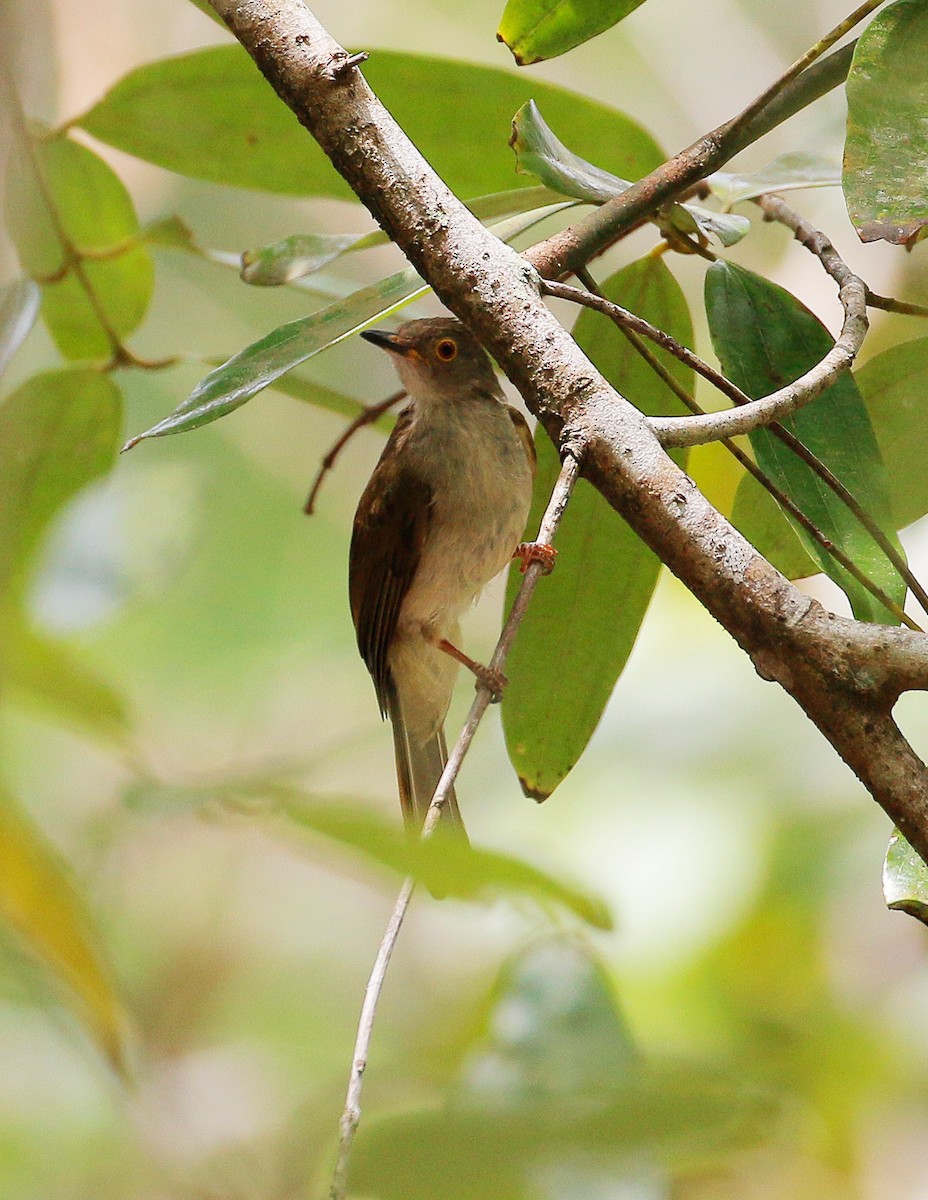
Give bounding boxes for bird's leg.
[436,638,507,702]
[513,541,557,574]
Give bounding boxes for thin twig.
[571,262,928,622]
[327,450,582,1200]
[590,298,919,630]
[304,390,404,514]
[867,291,928,318]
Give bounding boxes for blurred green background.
[3,0,928,1196]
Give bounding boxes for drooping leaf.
[705,261,906,624]
[78,46,662,199]
[0,788,128,1072]
[5,133,153,360]
[503,257,693,799]
[122,202,574,448]
[4,626,130,745]
[0,370,123,598]
[730,473,820,581]
[511,99,632,201]
[855,336,928,529]
[844,0,928,245]
[883,829,928,925]
[708,152,841,207]
[498,0,647,65]
[511,102,747,245]
[0,279,41,378]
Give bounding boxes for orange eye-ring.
[435,338,458,361]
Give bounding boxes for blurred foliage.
[2,0,928,1198]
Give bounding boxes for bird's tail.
[386,684,468,843]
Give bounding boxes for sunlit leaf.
[883,830,928,924]
[665,204,750,248]
[498,0,646,65]
[0,788,128,1072]
[6,133,153,360]
[0,279,41,378]
[122,202,574,449]
[844,0,928,245]
[705,261,906,624]
[0,370,123,598]
[855,335,928,529]
[78,46,662,199]
[730,473,820,580]
[708,152,840,207]
[503,257,692,798]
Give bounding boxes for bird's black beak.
[360,328,414,356]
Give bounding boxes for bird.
[349,316,541,841]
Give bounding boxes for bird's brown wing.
[349,410,432,714]
[507,405,537,476]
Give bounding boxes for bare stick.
[867,292,928,318]
[327,450,581,1200]
[304,390,404,515]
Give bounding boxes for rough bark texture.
[209,0,928,862]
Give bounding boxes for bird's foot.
[437,638,508,702]
[514,541,557,575]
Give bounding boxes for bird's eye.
[435,338,458,361]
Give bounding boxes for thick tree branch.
[207,0,928,865]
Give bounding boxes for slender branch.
[327,452,580,1200]
[649,200,869,446]
[303,390,404,515]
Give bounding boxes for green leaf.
[77,46,662,198]
[5,133,154,360]
[730,473,820,581]
[238,188,568,288]
[855,336,928,529]
[461,937,637,1110]
[498,0,647,65]
[705,261,906,624]
[0,279,41,377]
[0,788,128,1073]
[511,99,632,201]
[708,152,841,207]
[131,781,608,926]
[844,0,928,245]
[0,370,123,599]
[240,231,376,286]
[4,626,130,745]
[353,1068,773,1199]
[122,266,427,449]
[123,202,574,448]
[883,829,928,924]
[503,257,692,798]
[511,101,745,245]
